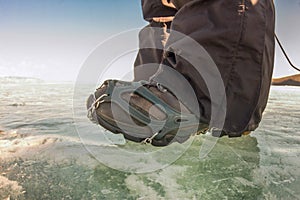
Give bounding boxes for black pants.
[134,0,275,136]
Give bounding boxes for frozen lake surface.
[0,77,299,199]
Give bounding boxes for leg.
[133,20,172,81]
[87,0,275,145]
[152,0,275,135]
[134,0,176,81]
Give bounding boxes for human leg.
[152,0,275,136]
[87,0,275,145]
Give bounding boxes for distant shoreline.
[0,76,74,84]
[272,74,300,87]
[1,75,300,86]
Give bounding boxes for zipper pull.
[238,3,248,15]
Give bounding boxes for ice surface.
[0,81,299,199]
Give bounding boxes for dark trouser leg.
[88,0,275,145]
[151,0,275,135]
[134,0,177,81]
[133,21,172,81]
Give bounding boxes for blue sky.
[0,0,145,81]
[0,0,299,81]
